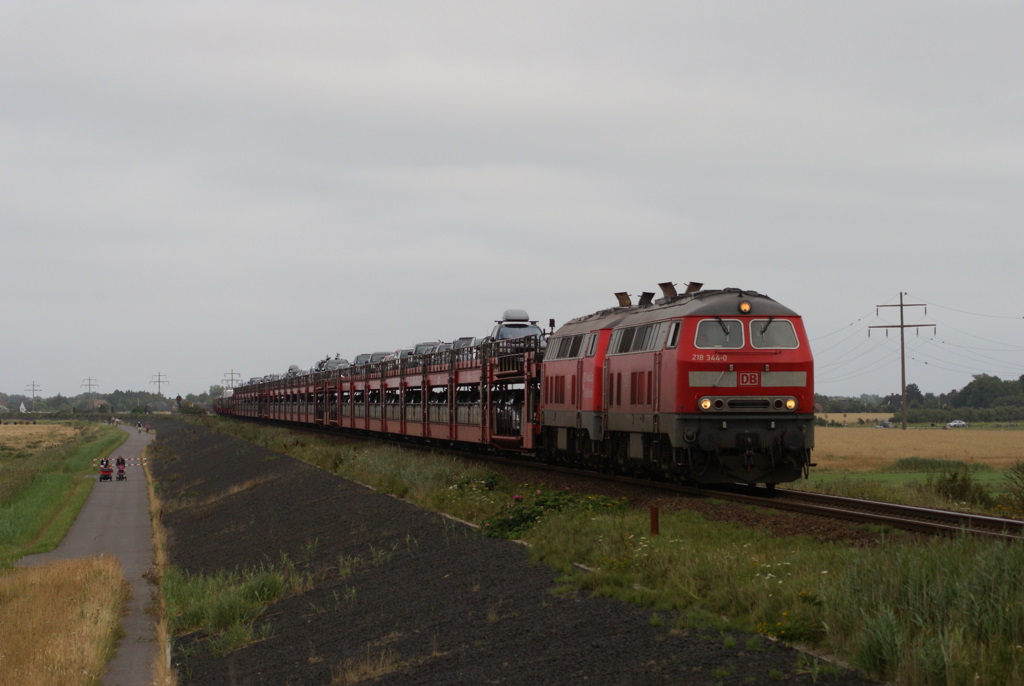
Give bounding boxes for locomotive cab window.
[547,333,586,360]
[750,318,799,349]
[630,324,652,352]
[609,323,663,354]
[666,321,681,349]
[566,334,585,358]
[548,337,565,359]
[694,319,744,349]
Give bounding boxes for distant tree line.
[0,386,223,415]
[816,373,1024,424]
[4,373,1024,423]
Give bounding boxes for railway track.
[478,452,1024,542]
[224,417,1024,542]
[756,488,1024,541]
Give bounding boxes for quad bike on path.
[98,457,127,482]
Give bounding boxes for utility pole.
[870,292,934,429]
[24,381,42,411]
[151,372,169,395]
[222,369,241,389]
[81,377,99,411]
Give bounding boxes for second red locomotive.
[215,282,814,487]
[540,282,814,485]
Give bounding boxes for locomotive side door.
[601,357,610,437]
[575,357,584,429]
[652,351,661,434]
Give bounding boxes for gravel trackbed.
[150,420,879,685]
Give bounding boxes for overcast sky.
[2,2,1021,401]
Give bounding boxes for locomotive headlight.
[785,398,798,411]
[699,398,713,411]
[738,301,752,313]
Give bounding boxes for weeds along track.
[446,436,1024,542]
[761,489,1024,541]
[437,446,1024,543]
[216,416,1024,544]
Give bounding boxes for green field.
[0,423,126,566]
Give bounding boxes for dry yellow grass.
[0,557,127,686]
[144,444,179,686]
[0,423,78,452]
[814,426,1024,472]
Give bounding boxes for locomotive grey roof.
[636,288,800,322]
[552,288,799,338]
[553,306,636,337]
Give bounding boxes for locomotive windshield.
[694,319,743,349]
[750,319,799,349]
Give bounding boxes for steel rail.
[465,454,1024,541]
[217,416,1024,541]
[717,487,1024,542]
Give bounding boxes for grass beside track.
[163,563,311,658]
[199,417,1024,685]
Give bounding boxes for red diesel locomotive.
[215,282,814,487]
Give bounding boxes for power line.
[815,291,1023,396]
[82,377,99,397]
[814,334,887,371]
[808,309,878,342]
[908,293,1024,320]
[916,315,1024,351]
[912,336,1024,376]
[816,351,896,386]
[870,292,934,430]
[151,373,169,395]
[24,381,42,411]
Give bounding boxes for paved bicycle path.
[17,425,159,686]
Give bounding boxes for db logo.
[739,372,759,386]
